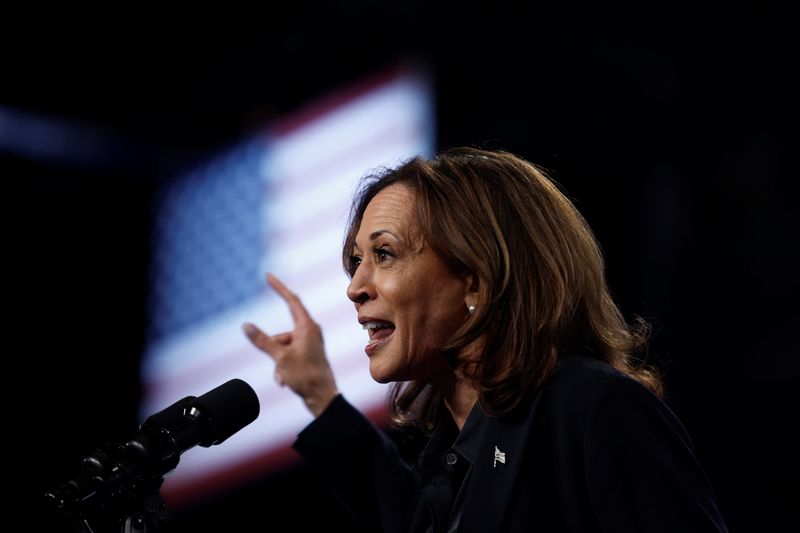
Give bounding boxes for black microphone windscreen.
[195,378,260,446]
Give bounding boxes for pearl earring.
[468,304,477,314]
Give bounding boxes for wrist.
[304,387,339,418]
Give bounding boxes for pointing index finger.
[267,273,312,325]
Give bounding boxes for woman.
[243,148,728,532]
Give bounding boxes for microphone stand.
[44,435,176,532]
[43,379,260,532]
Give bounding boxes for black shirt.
[413,403,490,533]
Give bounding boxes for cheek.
[406,291,463,353]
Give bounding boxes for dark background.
[6,3,798,531]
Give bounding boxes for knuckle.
[302,321,321,335]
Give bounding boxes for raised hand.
[242,273,339,417]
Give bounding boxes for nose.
[347,262,374,305]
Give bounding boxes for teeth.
[362,321,392,330]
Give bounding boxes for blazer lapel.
[457,393,544,533]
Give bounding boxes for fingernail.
[242,323,257,336]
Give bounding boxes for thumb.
[242,323,282,359]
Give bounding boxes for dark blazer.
[294,356,728,532]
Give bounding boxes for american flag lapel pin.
[493,446,506,468]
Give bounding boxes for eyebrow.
[369,230,400,241]
[352,229,401,252]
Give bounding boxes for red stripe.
[162,403,390,508]
[270,63,413,136]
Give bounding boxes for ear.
[461,270,480,303]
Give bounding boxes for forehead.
[357,184,417,237]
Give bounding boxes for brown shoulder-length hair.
[343,147,661,429]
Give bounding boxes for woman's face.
[347,184,471,383]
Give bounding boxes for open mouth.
[363,320,395,339]
[362,320,395,355]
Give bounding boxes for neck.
[436,337,483,430]
[434,338,484,431]
[440,373,479,430]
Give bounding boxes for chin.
[368,363,394,384]
[369,353,409,383]
[371,374,393,384]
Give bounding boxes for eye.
[348,255,362,276]
[374,246,394,262]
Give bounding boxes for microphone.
[44,378,260,531]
